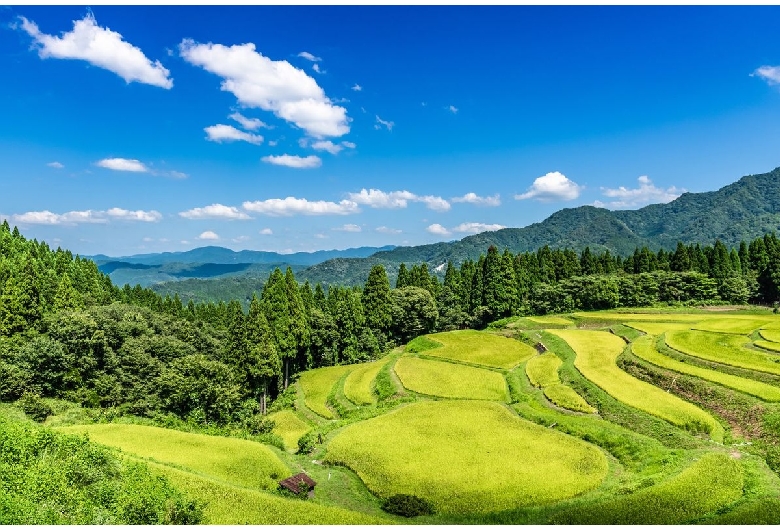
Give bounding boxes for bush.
[297,431,319,454]
[381,494,434,517]
[18,393,53,422]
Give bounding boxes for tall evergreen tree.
[362,265,393,347]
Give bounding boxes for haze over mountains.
[137,166,780,300]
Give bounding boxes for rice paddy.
[623,321,694,335]
[324,400,608,514]
[631,335,780,402]
[393,356,509,401]
[298,364,356,419]
[755,340,780,353]
[759,328,780,343]
[666,330,780,376]
[549,329,724,441]
[526,352,595,413]
[526,315,574,326]
[266,410,312,451]
[421,329,536,369]
[343,356,393,405]
[691,317,769,335]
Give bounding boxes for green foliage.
[404,335,443,353]
[390,286,438,343]
[381,493,435,517]
[18,392,53,422]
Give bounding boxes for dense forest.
[2,219,780,429]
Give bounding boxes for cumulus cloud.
[515,171,582,201]
[298,51,321,62]
[376,226,401,234]
[179,39,349,138]
[204,124,264,145]
[310,140,356,155]
[198,230,219,240]
[47,161,64,169]
[452,222,506,234]
[20,13,172,88]
[96,157,148,172]
[261,154,322,168]
[242,197,359,216]
[179,203,251,220]
[351,84,362,91]
[595,176,685,209]
[12,207,160,225]
[347,189,450,211]
[259,228,273,235]
[229,112,270,131]
[375,115,394,131]
[451,192,501,207]
[753,65,780,85]
[426,223,451,236]
[333,223,361,232]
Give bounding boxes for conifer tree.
[362,265,393,346]
[396,263,411,288]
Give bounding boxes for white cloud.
[515,171,582,201]
[20,13,172,89]
[312,64,324,74]
[204,124,264,145]
[198,230,219,240]
[753,65,780,85]
[168,170,188,179]
[179,39,349,138]
[242,197,359,216]
[447,105,458,114]
[298,51,321,62]
[105,208,162,222]
[451,192,501,206]
[427,223,451,236]
[314,233,328,239]
[268,140,278,147]
[12,207,160,225]
[376,226,401,234]
[259,228,273,235]
[597,175,685,209]
[341,141,356,149]
[347,189,450,211]
[352,84,362,91]
[142,237,153,242]
[47,161,64,169]
[452,222,506,234]
[179,203,251,220]
[96,157,148,172]
[229,112,270,131]
[261,154,322,168]
[333,223,361,232]
[310,140,355,154]
[375,115,394,131]
[232,235,250,243]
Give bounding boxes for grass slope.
[324,400,608,514]
[666,330,780,376]
[394,356,509,401]
[58,423,289,491]
[343,356,393,406]
[549,329,723,441]
[421,330,536,369]
[631,335,780,402]
[298,364,356,419]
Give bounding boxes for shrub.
[297,431,319,454]
[381,494,434,517]
[18,393,53,422]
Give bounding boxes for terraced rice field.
[298,364,356,419]
[665,330,780,376]
[526,352,595,413]
[631,335,780,402]
[549,329,723,441]
[324,400,608,514]
[759,328,780,342]
[691,317,769,334]
[267,410,311,451]
[421,329,536,369]
[343,356,393,405]
[526,315,574,326]
[394,356,509,401]
[755,340,780,353]
[623,321,694,335]
[58,423,290,491]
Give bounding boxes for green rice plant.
[759,328,780,343]
[266,410,311,452]
[623,321,693,335]
[755,340,780,353]
[343,356,393,406]
[666,330,780,376]
[549,330,723,441]
[543,384,597,414]
[550,452,743,524]
[574,311,707,322]
[526,352,562,388]
[298,364,356,419]
[404,335,443,353]
[393,356,509,401]
[631,335,780,402]
[58,423,290,491]
[324,400,608,514]
[421,330,536,369]
[526,315,574,326]
[691,317,769,334]
[145,459,388,524]
[708,497,780,524]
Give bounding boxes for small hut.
[535,342,547,354]
[279,472,317,498]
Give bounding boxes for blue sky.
[2,5,780,256]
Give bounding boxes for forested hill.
[300,167,780,286]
